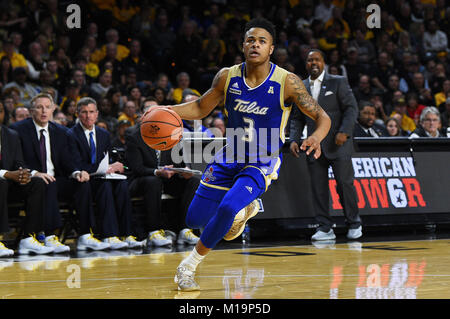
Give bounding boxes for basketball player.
[167,18,331,291]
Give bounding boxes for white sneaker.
[177,229,200,245]
[311,229,336,241]
[174,265,200,291]
[0,241,14,257]
[123,236,145,248]
[347,226,362,240]
[164,230,177,243]
[103,236,128,250]
[77,233,110,251]
[44,235,70,253]
[18,235,55,255]
[224,199,259,241]
[148,230,172,247]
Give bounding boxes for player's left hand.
[300,135,321,159]
[335,132,348,146]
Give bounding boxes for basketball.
[140,107,183,151]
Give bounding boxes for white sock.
[180,247,205,271]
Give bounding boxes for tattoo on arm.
[288,74,323,120]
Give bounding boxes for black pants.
[308,155,361,232]
[89,178,133,238]
[0,178,46,235]
[44,176,95,234]
[129,175,200,233]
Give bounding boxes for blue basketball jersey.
[200,62,292,192]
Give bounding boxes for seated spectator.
[152,86,172,106]
[440,97,450,132]
[0,56,14,92]
[382,74,401,114]
[120,39,155,90]
[53,109,68,126]
[369,51,396,93]
[126,86,144,112]
[0,38,28,70]
[111,119,131,149]
[60,80,82,111]
[406,92,426,124]
[153,73,174,100]
[90,28,130,64]
[409,72,434,106]
[0,100,49,256]
[272,47,295,72]
[423,19,448,54]
[385,117,405,137]
[118,100,138,126]
[325,48,347,78]
[26,41,46,81]
[353,74,374,103]
[105,86,123,117]
[124,102,201,247]
[98,43,124,84]
[2,67,38,108]
[61,98,77,128]
[435,79,450,110]
[353,101,389,137]
[10,106,30,124]
[89,69,113,100]
[429,62,447,96]
[98,97,119,134]
[410,106,445,137]
[344,46,369,88]
[172,72,201,105]
[389,97,416,133]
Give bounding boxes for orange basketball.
[140,107,183,151]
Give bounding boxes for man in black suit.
[124,99,200,247]
[10,93,97,253]
[0,100,50,256]
[290,49,362,241]
[353,102,389,138]
[68,96,143,249]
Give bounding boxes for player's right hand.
[300,135,322,159]
[289,141,300,158]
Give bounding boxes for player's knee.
[217,201,237,220]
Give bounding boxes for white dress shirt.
[33,120,55,177]
[309,70,325,101]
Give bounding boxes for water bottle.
[242,224,250,244]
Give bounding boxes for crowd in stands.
[0,0,449,252]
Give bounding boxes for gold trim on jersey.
[269,65,292,143]
[223,63,243,112]
[243,157,282,191]
[200,180,231,191]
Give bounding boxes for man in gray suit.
[289,49,362,241]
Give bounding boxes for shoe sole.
[224,200,259,241]
[18,249,54,255]
[77,245,109,251]
[347,233,362,240]
[174,274,200,291]
[311,234,336,241]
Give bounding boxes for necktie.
[89,131,96,164]
[40,129,47,173]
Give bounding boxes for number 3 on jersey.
[242,116,255,143]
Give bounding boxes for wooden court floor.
[0,235,450,299]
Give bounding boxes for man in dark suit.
[290,49,362,241]
[0,100,52,255]
[10,93,100,253]
[353,102,389,138]
[124,99,200,247]
[67,96,143,249]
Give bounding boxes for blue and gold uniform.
[199,62,291,194]
[187,63,292,248]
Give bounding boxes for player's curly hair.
[244,18,276,44]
